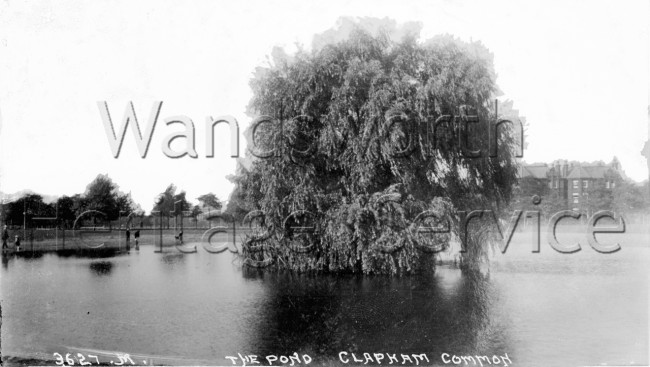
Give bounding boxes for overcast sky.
[1,0,648,211]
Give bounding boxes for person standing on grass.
[15,235,21,252]
[125,226,131,251]
[2,225,8,250]
[134,229,140,250]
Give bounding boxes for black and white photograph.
[0,1,648,366]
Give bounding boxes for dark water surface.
[1,237,648,366]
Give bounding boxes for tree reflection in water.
[242,267,512,361]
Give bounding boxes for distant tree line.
[151,185,223,228]
[2,174,224,229]
[2,174,139,229]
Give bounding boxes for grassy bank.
[1,227,255,254]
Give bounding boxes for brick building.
[518,158,623,212]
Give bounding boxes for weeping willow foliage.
[233,29,521,275]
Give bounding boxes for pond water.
[1,235,648,366]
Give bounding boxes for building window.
[549,181,553,189]
[606,181,610,189]
[612,182,616,188]
[555,181,559,189]
[573,180,579,189]
[583,180,588,188]
[573,193,579,204]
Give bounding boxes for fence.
[2,211,253,253]
[3,208,648,254]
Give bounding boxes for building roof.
[518,158,622,180]
[566,165,612,179]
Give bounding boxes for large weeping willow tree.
[231,26,521,275]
